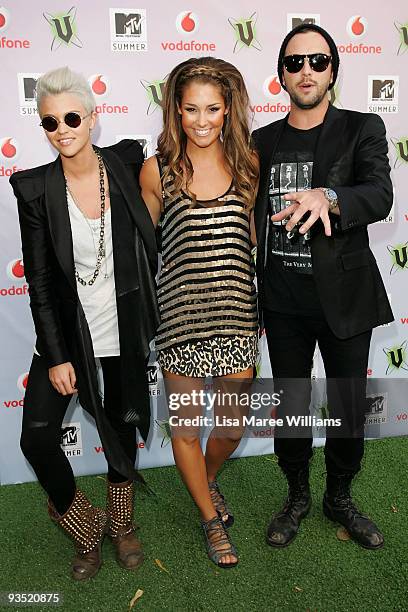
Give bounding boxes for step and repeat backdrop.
[1,1,407,484]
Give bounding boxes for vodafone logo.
[347,15,368,38]
[262,75,283,99]
[250,76,290,114]
[339,16,380,54]
[2,258,28,297]
[88,74,128,114]
[0,137,19,161]
[4,371,29,408]
[0,6,30,48]
[0,5,10,31]
[162,11,215,52]
[17,372,29,394]
[89,74,110,97]
[176,11,199,35]
[6,259,25,281]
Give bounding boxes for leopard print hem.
[157,334,258,378]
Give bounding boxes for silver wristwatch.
[321,187,338,212]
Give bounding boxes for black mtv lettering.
[147,365,158,385]
[115,13,142,36]
[52,15,74,44]
[61,426,78,446]
[372,80,395,101]
[402,25,408,45]
[367,395,385,414]
[292,17,316,29]
[23,77,38,101]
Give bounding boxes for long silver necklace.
[65,148,106,286]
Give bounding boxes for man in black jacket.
[253,24,393,550]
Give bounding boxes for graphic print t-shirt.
[263,122,324,316]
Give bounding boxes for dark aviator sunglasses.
[39,111,92,133]
[283,53,332,73]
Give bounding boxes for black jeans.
[20,354,137,515]
[263,311,372,476]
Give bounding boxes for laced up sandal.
[48,489,109,581]
[208,480,234,528]
[107,480,144,570]
[201,515,238,569]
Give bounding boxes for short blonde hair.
[36,66,95,114]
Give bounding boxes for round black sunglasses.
[39,111,92,133]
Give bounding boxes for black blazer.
[10,140,160,481]
[252,104,394,339]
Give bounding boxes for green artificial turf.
[0,437,407,612]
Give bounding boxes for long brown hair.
[157,56,258,209]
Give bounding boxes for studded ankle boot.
[106,480,144,570]
[48,489,109,581]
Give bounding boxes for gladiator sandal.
[209,480,234,528]
[106,480,144,570]
[48,489,109,581]
[201,515,238,569]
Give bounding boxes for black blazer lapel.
[254,117,286,276]
[44,158,76,291]
[255,117,287,195]
[101,147,157,271]
[312,104,346,187]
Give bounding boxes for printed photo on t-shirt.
[268,158,313,275]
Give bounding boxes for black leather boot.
[266,466,311,547]
[323,473,384,549]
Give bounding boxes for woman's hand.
[49,362,77,395]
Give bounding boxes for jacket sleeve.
[335,114,393,230]
[10,176,70,368]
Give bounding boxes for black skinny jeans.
[263,311,372,476]
[20,354,137,515]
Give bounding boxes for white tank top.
[67,190,120,357]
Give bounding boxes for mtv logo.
[115,134,152,158]
[18,73,43,113]
[372,79,395,101]
[365,395,386,415]
[365,393,388,425]
[136,138,149,158]
[147,364,158,385]
[115,12,143,36]
[287,14,320,31]
[292,17,316,28]
[60,421,83,456]
[61,425,78,446]
[23,77,38,101]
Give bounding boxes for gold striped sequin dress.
[155,163,258,377]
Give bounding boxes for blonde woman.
[10,67,158,580]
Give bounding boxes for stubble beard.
[288,84,330,110]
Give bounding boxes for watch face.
[326,188,337,200]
